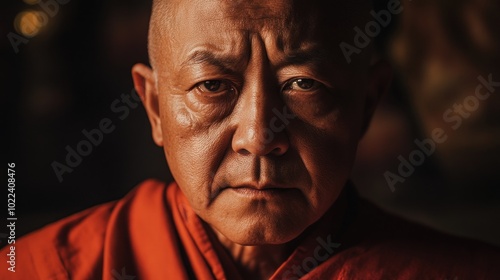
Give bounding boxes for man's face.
[138,0,380,245]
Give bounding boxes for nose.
[231,78,291,157]
[231,34,292,156]
[232,99,291,156]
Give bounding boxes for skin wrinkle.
[149,0,373,68]
[134,0,386,278]
[205,127,233,207]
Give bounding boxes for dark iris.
[295,78,315,90]
[203,80,222,92]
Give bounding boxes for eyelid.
[184,64,242,89]
[278,64,334,87]
[194,79,238,96]
[282,78,324,92]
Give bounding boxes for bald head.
[132,0,392,246]
[147,0,377,70]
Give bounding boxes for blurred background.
[2,0,500,247]
[2,0,170,241]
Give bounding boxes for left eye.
[284,78,322,92]
[197,80,233,93]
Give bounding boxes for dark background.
[2,0,500,248]
[3,0,170,240]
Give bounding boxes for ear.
[132,63,163,146]
[360,59,393,138]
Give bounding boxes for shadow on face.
[133,0,391,245]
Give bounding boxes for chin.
[227,232,302,246]
[213,216,309,246]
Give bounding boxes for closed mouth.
[227,184,296,198]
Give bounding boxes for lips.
[224,183,297,199]
[231,182,290,190]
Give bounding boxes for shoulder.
[0,179,169,280]
[327,196,500,279]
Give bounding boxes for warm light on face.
[146,0,374,246]
[14,10,46,37]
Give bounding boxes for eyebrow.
[181,48,333,71]
[181,50,243,73]
[275,49,333,69]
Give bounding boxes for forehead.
[150,0,372,67]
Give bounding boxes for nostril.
[270,144,288,156]
[237,149,251,156]
[271,147,283,156]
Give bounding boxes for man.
[2,0,499,279]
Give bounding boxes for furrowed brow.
[181,50,242,72]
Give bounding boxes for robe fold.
[1,179,499,279]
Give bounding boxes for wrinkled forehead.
[149,0,373,66]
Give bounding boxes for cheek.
[160,98,231,210]
[163,135,224,212]
[292,103,364,209]
[184,92,237,125]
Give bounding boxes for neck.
[211,229,302,280]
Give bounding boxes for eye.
[196,80,234,94]
[283,78,322,93]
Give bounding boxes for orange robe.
[1,179,499,279]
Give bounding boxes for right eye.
[196,80,234,94]
[282,78,324,94]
